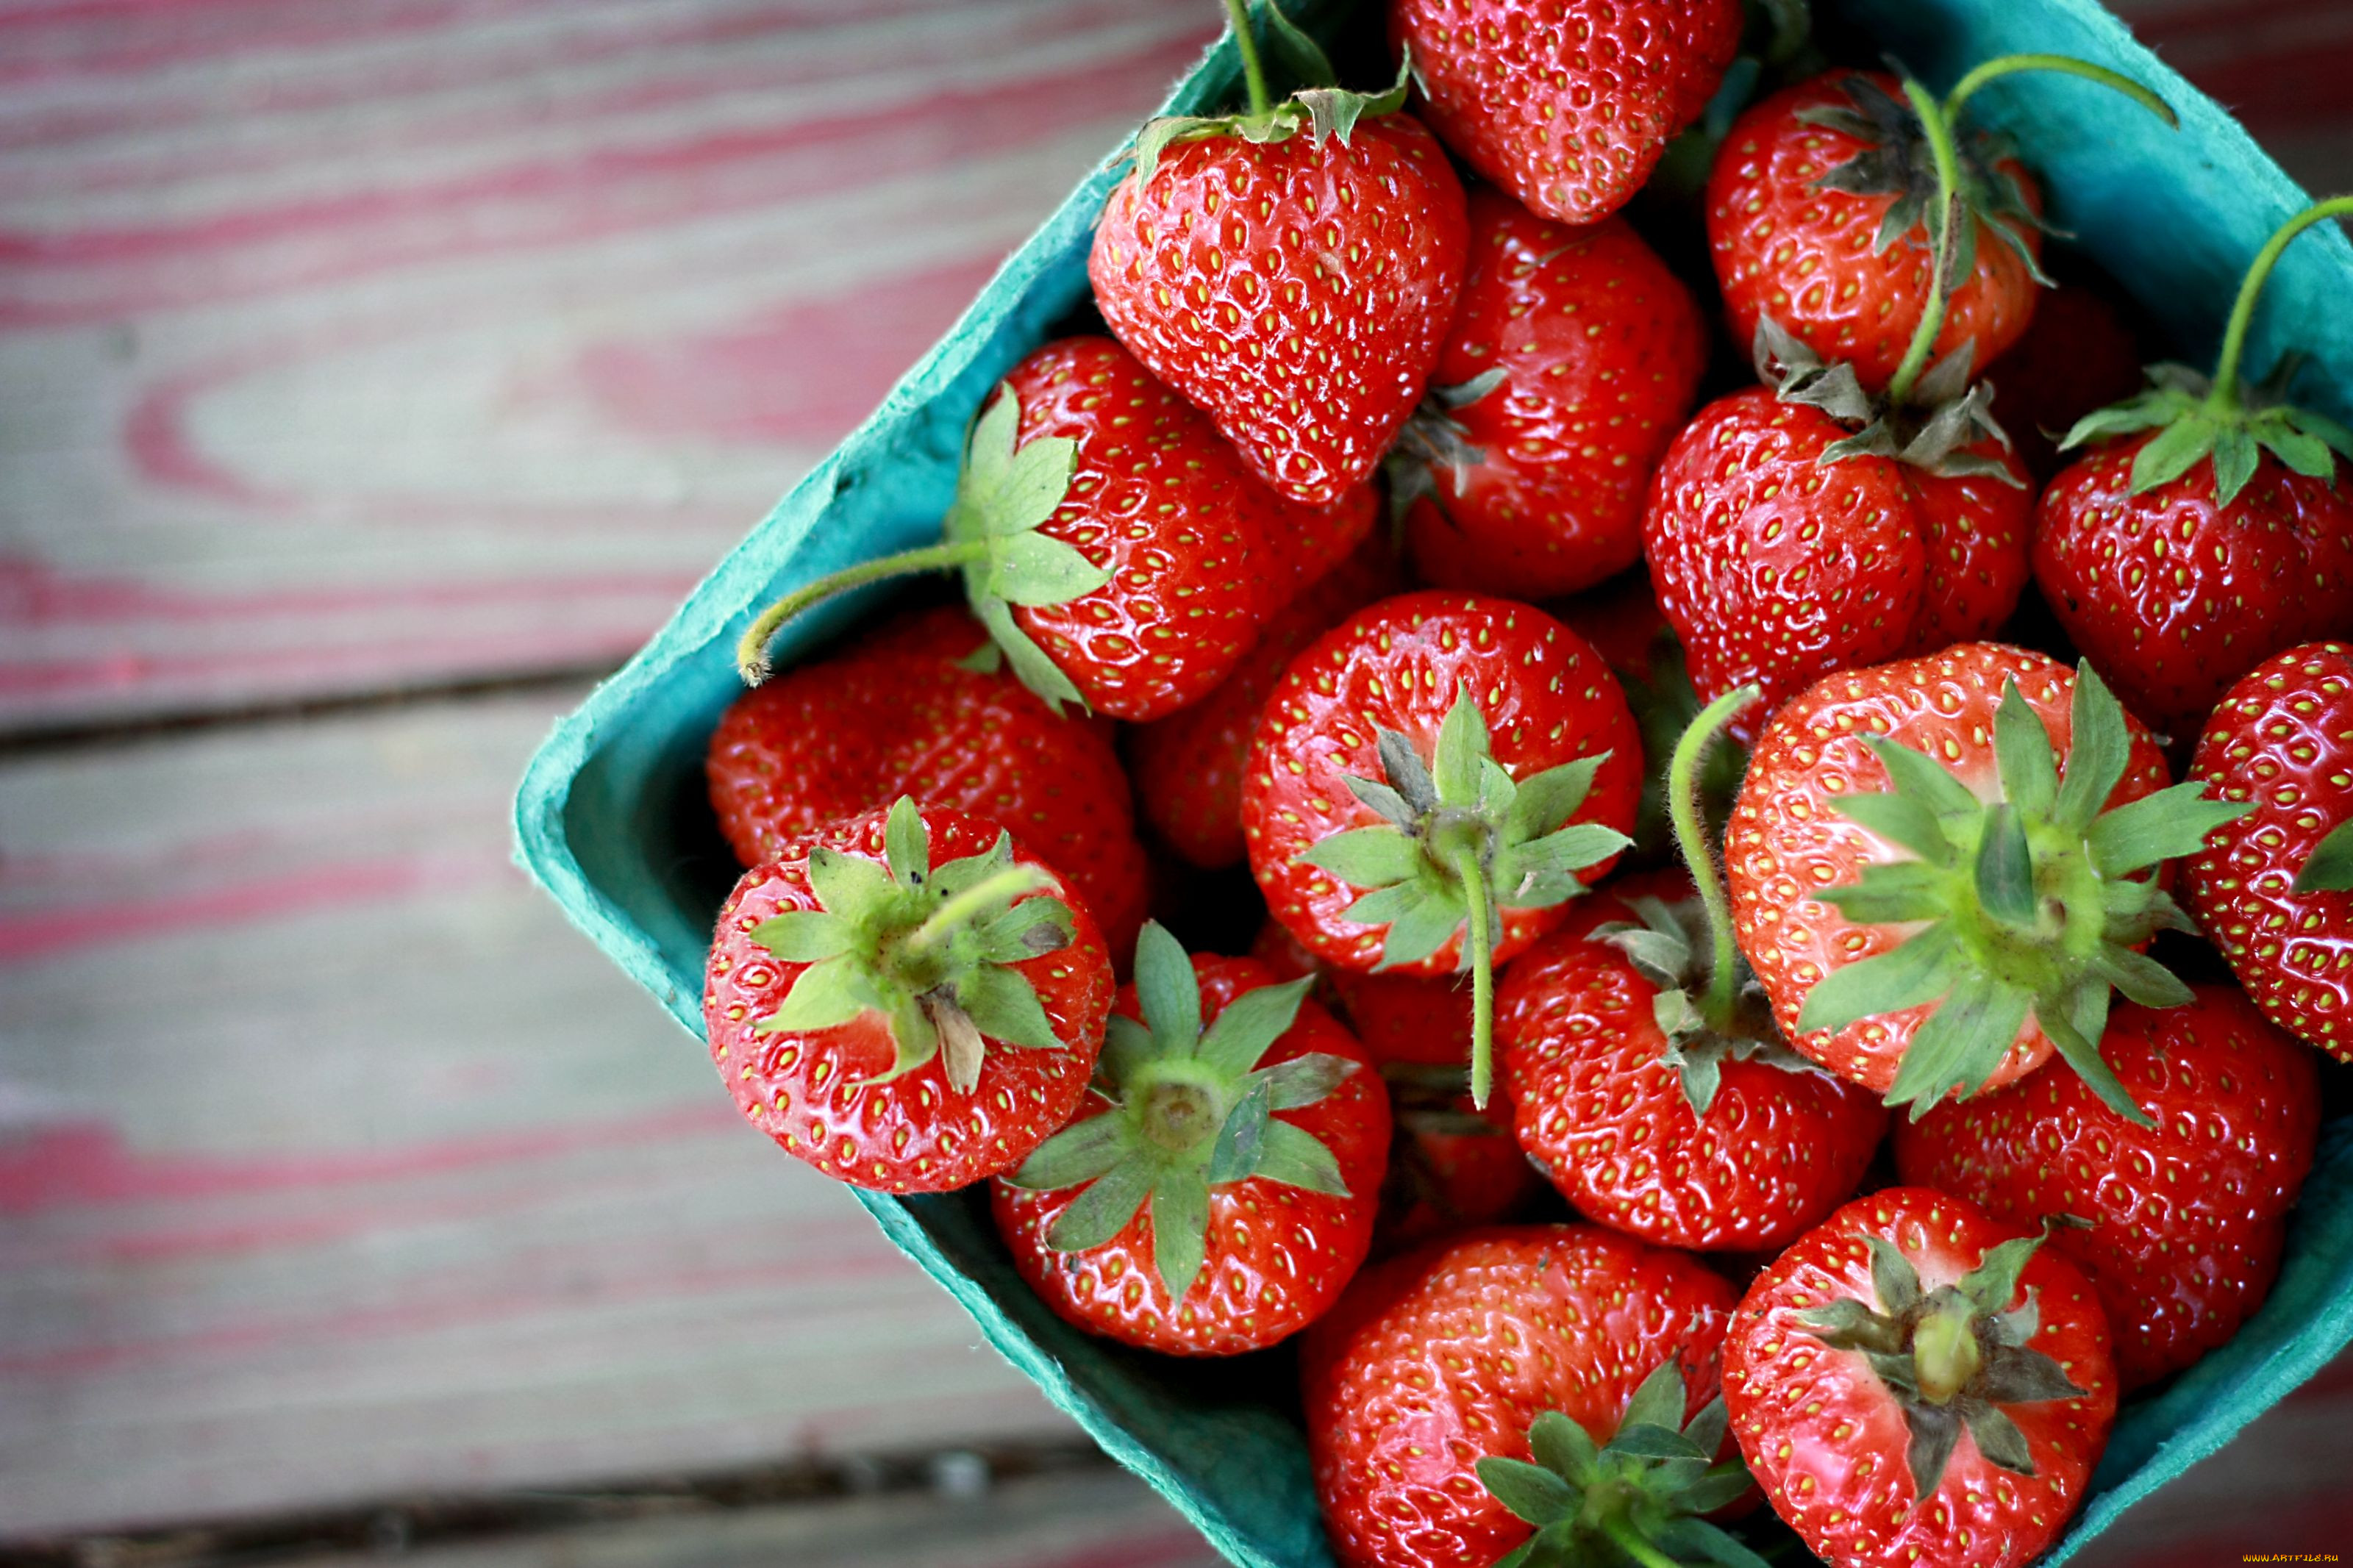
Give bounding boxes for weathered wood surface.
[0,0,1221,734]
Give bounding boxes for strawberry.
[1895,985,2321,1389]
[992,923,1388,1355]
[1707,61,2171,392]
[709,605,1149,956]
[1725,644,2248,1117]
[1088,6,1466,506]
[703,798,1113,1192]
[1979,281,2143,484]
[1303,1225,1746,1568]
[1642,325,2033,729]
[2032,199,2353,737]
[1722,1189,2118,1568]
[1371,1067,1538,1250]
[1243,590,1643,1105]
[1390,192,1708,600]
[737,335,1374,722]
[1498,707,1888,1253]
[1390,0,1742,226]
[2185,641,2353,1059]
[1130,537,1402,869]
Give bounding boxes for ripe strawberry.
[1643,326,2033,730]
[992,923,1388,1355]
[1979,281,2143,483]
[709,605,1149,956]
[737,335,1373,722]
[1726,645,2247,1117]
[2185,641,2353,1059]
[1722,1189,2118,1568]
[704,798,1113,1192]
[1243,591,1643,1104]
[1390,0,1742,226]
[1304,1225,1746,1568]
[1390,192,1708,599]
[1895,985,2320,1389]
[2032,199,2353,737]
[1372,1067,1538,1250]
[1130,537,1402,868]
[1088,12,1466,505]
[1499,871,1887,1253]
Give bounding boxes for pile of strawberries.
[699,3,2353,1565]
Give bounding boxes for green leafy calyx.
[1000,920,1357,1302]
[2060,359,2353,508]
[1478,1361,1763,1568]
[1755,316,2021,482]
[1384,368,1507,533]
[2295,817,2353,894]
[749,797,1079,1094]
[1796,1225,2088,1504]
[1798,662,2252,1122]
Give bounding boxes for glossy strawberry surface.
[2187,642,2353,1058]
[1896,987,2319,1389]
[702,808,1113,1193]
[1090,115,1467,506]
[1643,388,2032,727]
[1304,1225,1738,1568]
[707,604,1149,956]
[1391,0,1741,224]
[2032,441,2353,737]
[990,954,1390,1356]
[1708,72,2043,390]
[1244,591,1641,975]
[1723,1188,2117,1568]
[1404,193,1707,598]
[1727,645,2171,1095]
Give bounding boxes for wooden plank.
[0,689,1072,1536]
[0,0,1220,734]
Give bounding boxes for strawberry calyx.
[1129,0,1410,188]
[2060,196,2353,506]
[1754,315,2021,483]
[1383,368,1507,531]
[1796,662,2252,1123]
[2296,818,2353,894]
[735,379,1110,709]
[1293,685,1629,1108]
[1000,921,1359,1301]
[1794,1223,2088,1503]
[749,798,1082,1094]
[1476,1360,1761,1568]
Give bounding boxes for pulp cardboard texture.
[515,3,2353,1563]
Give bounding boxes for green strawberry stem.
[1670,686,1762,1032]
[1221,0,1273,122]
[1600,1521,1682,1568]
[736,539,989,684]
[1440,838,1499,1109]
[2207,196,2353,409]
[1940,54,2177,128]
[904,864,1053,956]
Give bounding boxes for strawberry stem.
[735,539,990,684]
[1221,0,1272,122]
[1669,685,1760,1033]
[1941,54,2177,129]
[1600,1519,1684,1568]
[1442,839,1499,1109]
[2205,196,2353,410]
[904,864,1054,957]
[1884,80,1967,407]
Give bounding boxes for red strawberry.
[1895,985,2320,1389]
[2031,201,2353,737]
[1499,871,1887,1253]
[709,605,1149,956]
[703,799,1113,1192]
[1979,281,2144,483]
[1390,193,1708,600]
[1390,0,1742,226]
[2185,641,2353,1059]
[992,923,1388,1355]
[1722,1189,2117,1568]
[1088,14,1466,506]
[1643,328,2033,732]
[1130,537,1402,868]
[1304,1225,1745,1568]
[738,335,1370,723]
[1243,591,1643,1103]
[1726,645,2246,1117]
